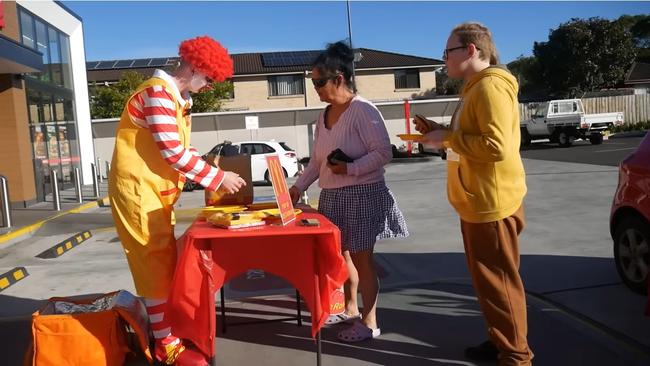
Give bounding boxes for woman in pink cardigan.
[289,41,408,343]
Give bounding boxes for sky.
[64,1,650,64]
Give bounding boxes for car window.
[221,144,239,156]
[240,144,254,155]
[533,103,547,118]
[279,142,293,151]
[260,144,276,154]
[558,102,574,114]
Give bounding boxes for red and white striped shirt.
[128,70,225,191]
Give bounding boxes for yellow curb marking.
[0,198,107,245]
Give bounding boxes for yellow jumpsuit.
[108,77,190,299]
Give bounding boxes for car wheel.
[589,133,604,145]
[264,168,288,184]
[558,131,573,147]
[613,215,650,294]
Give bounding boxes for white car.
[207,140,299,183]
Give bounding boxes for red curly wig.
[179,36,234,82]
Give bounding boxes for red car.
[610,132,650,298]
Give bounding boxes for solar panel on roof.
[165,58,179,65]
[86,61,100,69]
[131,59,151,67]
[114,60,135,68]
[261,52,319,67]
[96,61,117,69]
[149,58,168,67]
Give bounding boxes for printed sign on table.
[265,155,296,225]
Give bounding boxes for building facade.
[0,0,93,206]
[86,48,444,111]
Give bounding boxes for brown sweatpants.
[460,206,533,366]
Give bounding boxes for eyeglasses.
[442,45,480,60]
[311,74,340,88]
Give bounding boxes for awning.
[0,33,43,74]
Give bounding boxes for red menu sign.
[265,154,296,225]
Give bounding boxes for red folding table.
[166,212,348,365]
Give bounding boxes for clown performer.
[108,36,245,366]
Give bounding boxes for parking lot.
[0,135,648,365]
[521,134,645,167]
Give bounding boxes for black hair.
[313,41,356,93]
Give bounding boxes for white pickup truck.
[521,99,624,147]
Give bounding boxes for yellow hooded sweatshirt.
[442,66,527,224]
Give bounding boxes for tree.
[189,81,234,113]
[533,17,636,97]
[89,71,234,118]
[89,71,145,119]
[507,56,546,100]
[616,14,650,62]
[435,68,464,95]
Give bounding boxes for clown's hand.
[218,171,246,194]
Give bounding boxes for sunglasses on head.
[311,74,340,88]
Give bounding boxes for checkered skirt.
[318,181,409,253]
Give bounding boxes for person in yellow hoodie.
[109,36,245,366]
[416,23,532,366]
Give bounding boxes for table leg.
[316,330,322,366]
[295,289,302,326]
[220,288,227,334]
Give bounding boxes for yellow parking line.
[0,198,107,245]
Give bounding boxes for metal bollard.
[73,167,83,203]
[105,161,111,179]
[50,170,61,211]
[91,163,100,198]
[96,158,103,183]
[298,162,309,205]
[0,175,12,228]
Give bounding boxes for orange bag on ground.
[24,291,152,366]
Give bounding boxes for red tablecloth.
[166,213,348,358]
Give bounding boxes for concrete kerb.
[0,197,109,247]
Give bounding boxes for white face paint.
[190,71,209,92]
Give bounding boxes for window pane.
[27,89,42,123]
[268,75,303,96]
[49,28,63,86]
[252,144,264,154]
[394,69,420,89]
[20,10,35,48]
[42,93,53,122]
[59,35,73,89]
[241,144,253,155]
[558,102,573,114]
[261,144,276,153]
[279,142,293,151]
[35,20,51,82]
